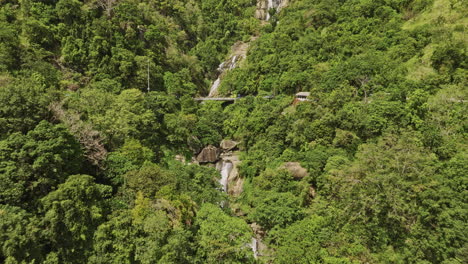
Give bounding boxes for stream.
[207,1,287,259]
[216,157,260,259]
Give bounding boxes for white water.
[208,78,221,97]
[229,55,238,70]
[265,0,285,21]
[266,0,273,20]
[251,238,258,259]
[219,161,232,192]
[218,160,259,258]
[208,55,240,97]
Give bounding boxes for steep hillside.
[0,0,466,263]
[217,0,467,262]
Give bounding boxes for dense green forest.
[0,0,466,263]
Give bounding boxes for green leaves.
[40,175,111,263]
[124,163,176,199]
[90,199,194,264]
[250,191,305,230]
[83,89,157,148]
[269,215,339,264]
[431,42,467,74]
[195,203,254,263]
[0,0,466,262]
[321,131,467,261]
[0,74,55,137]
[0,205,43,263]
[0,121,82,207]
[0,21,19,71]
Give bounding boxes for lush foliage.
[0,0,466,263]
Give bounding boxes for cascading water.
[251,238,259,259]
[218,159,261,259]
[229,55,238,70]
[205,2,292,258]
[208,55,240,97]
[266,0,274,20]
[208,78,221,97]
[219,161,233,192]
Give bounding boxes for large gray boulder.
[220,139,239,151]
[281,162,308,179]
[196,145,220,163]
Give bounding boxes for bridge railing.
[194,97,238,101]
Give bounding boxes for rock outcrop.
[250,223,266,237]
[229,176,244,197]
[255,0,289,21]
[249,222,270,258]
[220,139,239,151]
[309,186,316,198]
[255,0,269,21]
[281,162,308,179]
[196,145,220,163]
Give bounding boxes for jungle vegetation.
[0,0,466,263]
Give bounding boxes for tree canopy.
[0,0,466,263]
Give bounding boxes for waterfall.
[266,0,274,20]
[251,238,259,259]
[229,55,238,70]
[219,161,232,192]
[208,55,240,97]
[258,0,286,21]
[208,78,221,97]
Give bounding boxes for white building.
[295,92,311,102]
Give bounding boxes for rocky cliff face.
[255,0,289,21]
